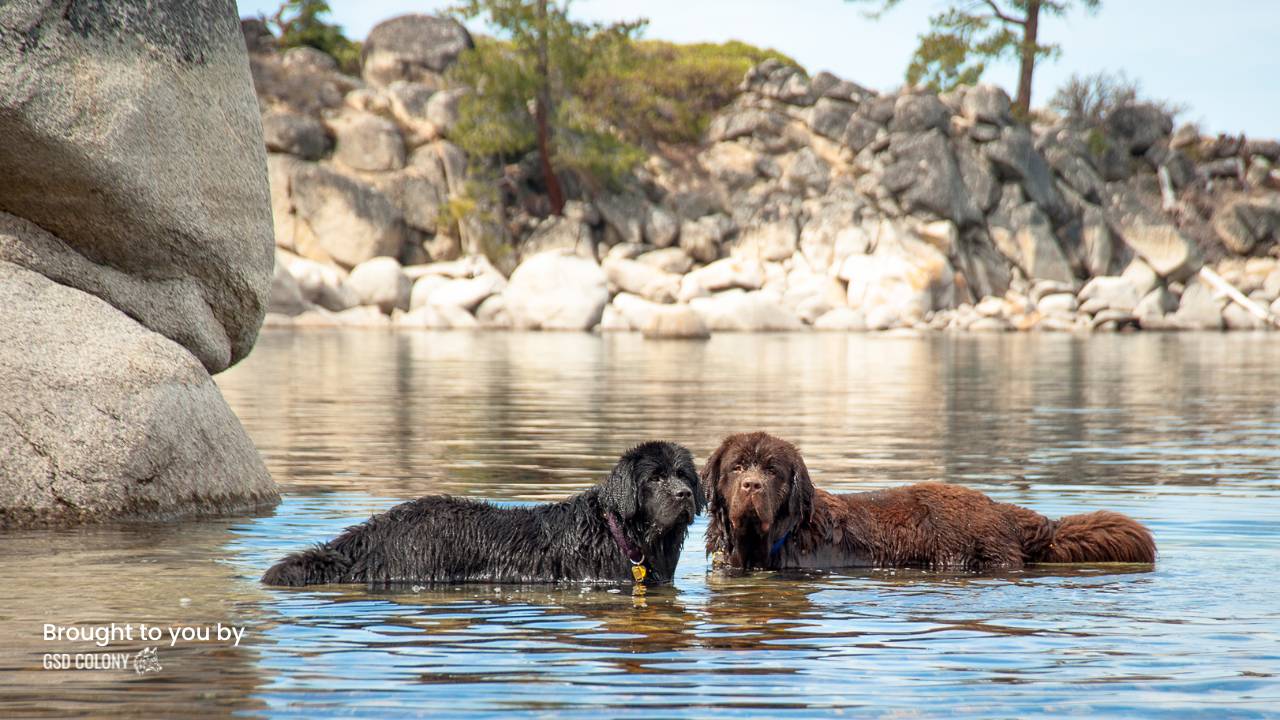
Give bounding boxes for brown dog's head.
[701,432,814,569]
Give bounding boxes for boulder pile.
[252,18,1280,335]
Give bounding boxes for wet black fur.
[262,442,704,587]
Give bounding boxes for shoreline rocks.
[249,14,1280,337]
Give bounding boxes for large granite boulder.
[0,2,279,524]
[361,14,474,87]
[504,250,610,330]
[291,164,406,267]
[0,261,275,526]
[0,0,274,374]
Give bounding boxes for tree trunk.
[535,0,565,216]
[1014,0,1040,116]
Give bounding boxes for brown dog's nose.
[740,478,763,493]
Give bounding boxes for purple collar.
[604,511,645,566]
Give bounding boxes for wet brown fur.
[702,432,1156,571]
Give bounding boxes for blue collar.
[770,531,791,557]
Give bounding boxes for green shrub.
[266,0,362,75]
[580,40,800,144]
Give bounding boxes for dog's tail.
[262,544,353,586]
[1036,510,1156,564]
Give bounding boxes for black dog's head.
[599,441,704,542]
[701,432,814,568]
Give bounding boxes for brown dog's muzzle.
[728,467,778,534]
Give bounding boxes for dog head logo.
[133,647,162,675]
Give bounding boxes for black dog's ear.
[600,456,639,520]
[786,453,815,527]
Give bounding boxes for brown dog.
[702,432,1156,571]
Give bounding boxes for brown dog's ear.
[700,437,735,556]
[786,452,815,528]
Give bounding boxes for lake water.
[2,330,1279,718]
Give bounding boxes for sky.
[238,1,1277,137]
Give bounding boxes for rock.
[890,94,951,133]
[522,215,594,257]
[291,165,406,267]
[961,85,1012,125]
[0,4,274,374]
[798,202,863,273]
[734,218,799,262]
[605,242,649,262]
[685,257,765,294]
[0,263,276,525]
[597,193,648,245]
[742,60,814,105]
[1045,145,1106,204]
[362,14,474,87]
[290,305,391,328]
[370,166,447,234]
[843,115,882,153]
[706,108,788,142]
[969,316,1012,332]
[1079,276,1141,313]
[983,126,1070,224]
[1214,197,1280,255]
[241,18,276,54]
[427,273,505,312]
[598,304,632,331]
[680,214,733,263]
[281,45,337,73]
[1134,286,1178,318]
[636,247,693,275]
[784,271,846,323]
[840,253,931,326]
[328,110,406,172]
[883,131,982,226]
[644,206,680,248]
[425,88,466,138]
[345,257,412,313]
[1223,302,1267,330]
[809,71,871,102]
[385,81,440,146]
[277,252,358,311]
[1264,268,1280,300]
[1105,103,1173,155]
[814,307,867,331]
[504,250,609,330]
[808,98,856,141]
[641,305,711,340]
[1113,216,1200,280]
[782,148,831,195]
[409,274,448,310]
[918,220,958,254]
[992,204,1074,284]
[603,257,681,303]
[261,110,329,160]
[610,292,663,329]
[690,289,804,331]
[701,141,763,189]
[394,305,452,329]
[269,262,311,316]
[1121,258,1161,297]
[1172,277,1226,330]
[957,143,1000,213]
[1080,205,1116,277]
[475,294,511,328]
[1036,292,1078,315]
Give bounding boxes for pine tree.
[848,1,1101,115]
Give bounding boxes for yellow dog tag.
[631,564,647,583]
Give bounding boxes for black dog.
[262,441,703,587]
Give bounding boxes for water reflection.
[2,331,1278,717]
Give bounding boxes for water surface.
[2,331,1279,717]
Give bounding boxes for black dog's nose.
[741,479,763,493]
[674,486,692,500]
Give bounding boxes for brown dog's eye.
[731,463,745,473]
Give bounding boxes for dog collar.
[770,530,791,557]
[604,511,647,582]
